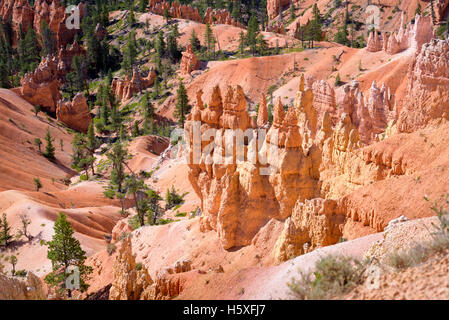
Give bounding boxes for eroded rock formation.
[149,2,242,27]
[366,14,433,54]
[184,83,320,249]
[56,92,92,133]
[180,44,200,75]
[273,198,345,263]
[334,80,396,144]
[203,7,244,28]
[398,39,449,132]
[0,272,46,300]
[0,0,84,48]
[149,259,193,300]
[436,0,449,23]
[20,56,61,112]
[19,41,86,112]
[267,0,292,20]
[111,69,157,102]
[109,237,154,300]
[266,21,285,34]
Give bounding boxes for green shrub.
[14,270,27,277]
[165,185,187,210]
[288,255,365,300]
[175,212,187,217]
[128,215,141,230]
[387,245,428,270]
[107,243,116,256]
[136,262,143,271]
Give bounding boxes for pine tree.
[247,15,259,55]
[40,20,56,56]
[257,34,269,56]
[128,7,136,25]
[163,7,171,23]
[34,177,42,191]
[44,127,56,160]
[0,213,13,247]
[122,31,137,76]
[204,23,214,58]
[189,30,201,52]
[155,31,166,58]
[167,32,180,63]
[106,142,129,214]
[152,77,160,99]
[238,30,246,54]
[430,0,436,24]
[124,175,148,226]
[139,0,149,12]
[109,104,122,134]
[174,81,190,127]
[45,212,93,297]
[17,28,40,74]
[71,133,94,179]
[290,1,295,21]
[132,121,140,137]
[86,123,97,176]
[66,55,87,99]
[231,0,242,23]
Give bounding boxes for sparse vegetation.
[165,185,187,210]
[288,255,365,299]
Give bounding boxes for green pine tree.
[174,81,190,127]
[44,212,93,297]
[33,177,42,191]
[0,213,13,247]
[40,20,56,56]
[44,127,56,160]
[189,29,201,52]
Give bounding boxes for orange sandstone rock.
[180,44,200,75]
[56,92,92,133]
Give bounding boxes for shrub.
[387,196,449,270]
[165,185,187,210]
[14,270,27,277]
[118,232,131,241]
[288,255,365,300]
[107,243,116,256]
[136,262,143,271]
[175,212,187,217]
[128,215,141,230]
[387,245,428,270]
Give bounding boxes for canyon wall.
[398,38,449,132]
[182,68,433,257]
[149,2,243,28]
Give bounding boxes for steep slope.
[0,89,75,192]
